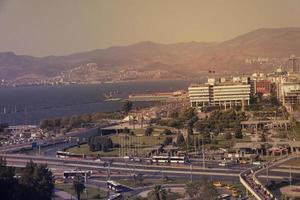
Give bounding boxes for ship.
[103,91,122,102]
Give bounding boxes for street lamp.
[202,138,205,169]
[190,164,193,182]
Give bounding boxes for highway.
[1,154,241,178]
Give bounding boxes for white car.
[218,162,228,167]
[217,194,231,200]
[252,161,261,165]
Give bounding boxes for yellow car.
[240,160,248,164]
[54,178,65,184]
[213,181,223,187]
[225,185,236,191]
[232,190,241,197]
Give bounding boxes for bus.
[152,156,188,164]
[63,170,91,179]
[56,151,85,159]
[107,180,123,193]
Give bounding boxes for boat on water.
[104,98,122,102]
[103,90,122,102]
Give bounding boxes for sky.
[0,0,300,56]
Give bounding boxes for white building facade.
[188,83,251,111]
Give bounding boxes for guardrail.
[239,170,263,200]
[240,155,300,200]
[239,165,277,200]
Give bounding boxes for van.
[219,161,228,167]
[252,161,261,165]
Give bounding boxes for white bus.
[63,170,91,179]
[56,151,85,159]
[152,156,188,164]
[107,180,123,193]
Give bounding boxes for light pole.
[266,162,269,185]
[290,165,292,186]
[202,138,205,169]
[190,164,193,182]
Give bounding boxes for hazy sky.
[1,0,300,56]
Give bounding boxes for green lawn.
[111,134,166,147]
[284,158,300,166]
[68,144,120,157]
[55,183,107,200]
[67,135,168,157]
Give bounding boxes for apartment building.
[277,82,300,107]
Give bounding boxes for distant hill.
[1,27,300,80]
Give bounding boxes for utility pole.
[202,138,205,169]
[266,162,269,185]
[290,165,292,186]
[85,172,88,200]
[190,164,193,182]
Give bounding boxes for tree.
[145,127,154,136]
[261,133,267,142]
[181,107,197,121]
[235,126,243,139]
[224,132,232,140]
[176,133,185,146]
[187,125,194,135]
[185,179,217,200]
[123,100,133,114]
[123,127,130,134]
[186,133,192,149]
[73,174,85,200]
[162,129,173,136]
[133,173,144,186]
[202,128,211,144]
[147,185,167,200]
[163,137,173,145]
[167,119,183,129]
[0,157,17,200]
[89,136,114,152]
[170,111,179,119]
[18,161,54,200]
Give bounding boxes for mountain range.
[1,27,300,81]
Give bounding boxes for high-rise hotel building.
[188,77,251,110]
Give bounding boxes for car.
[217,194,231,200]
[252,161,261,165]
[54,178,65,184]
[213,181,223,187]
[232,190,241,197]
[218,162,228,167]
[239,160,248,164]
[236,197,248,200]
[225,185,236,191]
[282,177,291,183]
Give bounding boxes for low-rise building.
[277,81,300,108]
[255,80,271,96]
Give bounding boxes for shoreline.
[0,77,200,90]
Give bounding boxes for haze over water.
[0,79,198,125]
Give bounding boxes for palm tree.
[147,185,167,200]
[73,174,85,200]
